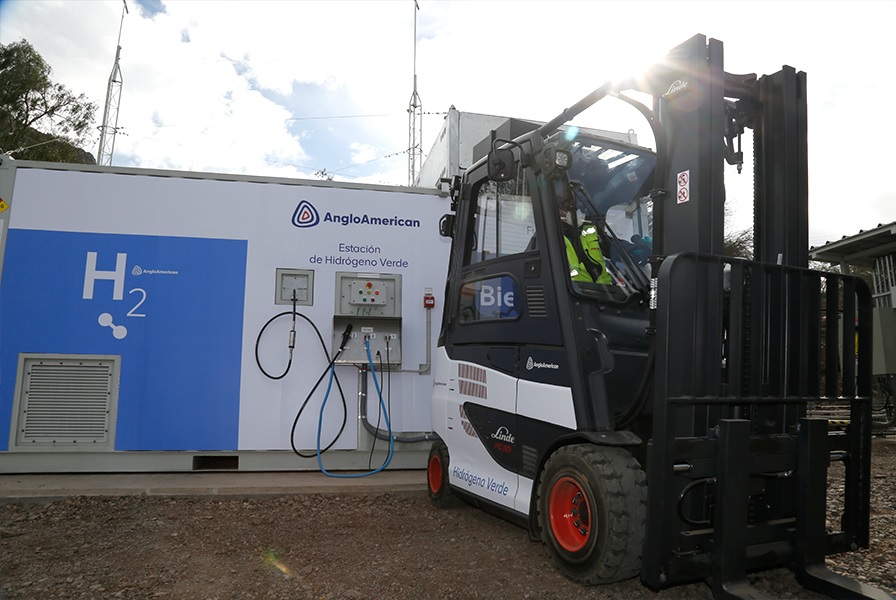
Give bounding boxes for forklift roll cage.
[434,34,890,599]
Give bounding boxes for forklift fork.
[643,253,892,600]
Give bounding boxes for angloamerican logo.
[291,200,422,229]
[292,200,321,228]
[526,356,559,370]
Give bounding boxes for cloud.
[1,0,894,242]
[134,0,165,19]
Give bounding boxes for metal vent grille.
[521,445,539,478]
[458,363,487,399]
[525,286,547,318]
[12,355,119,451]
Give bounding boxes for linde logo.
[526,356,559,371]
[490,426,515,444]
[665,80,689,96]
[291,200,421,229]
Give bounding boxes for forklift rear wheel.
[537,444,646,584]
[427,440,456,507]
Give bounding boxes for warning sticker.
[676,170,690,204]
[0,198,9,213]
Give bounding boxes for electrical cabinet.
[332,272,402,366]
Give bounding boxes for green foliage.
[0,39,97,163]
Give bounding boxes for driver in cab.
[559,198,613,285]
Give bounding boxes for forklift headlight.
[543,145,571,176]
[554,149,571,168]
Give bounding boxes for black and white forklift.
[426,34,893,599]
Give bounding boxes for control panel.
[332,272,402,366]
[349,279,390,305]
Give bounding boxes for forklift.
[426,34,893,599]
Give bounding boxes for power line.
[331,149,406,174]
[264,148,408,179]
[285,114,395,121]
[264,159,322,172]
[3,137,66,157]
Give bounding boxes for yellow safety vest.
[579,224,613,284]
[565,225,612,284]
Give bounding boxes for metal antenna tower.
[407,0,422,186]
[97,0,128,166]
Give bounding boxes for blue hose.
[317,338,394,478]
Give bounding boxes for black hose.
[289,351,348,459]
[677,478,714,526]
[614,341,655,430]
[288,324,353,459]
[255,302,350,458]
[254,302,297,380]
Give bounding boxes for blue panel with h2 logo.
[0,229,247,451]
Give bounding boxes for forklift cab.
[482,133,654,293]
[440,131,657,436]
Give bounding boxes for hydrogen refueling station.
[0,111,627,475]
[0,156,451,473]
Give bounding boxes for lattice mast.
[97,0,128,166]
[407,0,422,186]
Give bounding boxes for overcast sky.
[1,0,894,246]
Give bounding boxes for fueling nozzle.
[339,323,353,351]
[288,290,298,351]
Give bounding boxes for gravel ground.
[1,439,894,600]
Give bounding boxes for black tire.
[426,440,457,508]
[537,444,646,584]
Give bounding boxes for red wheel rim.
[548,476,591,552]
[428,454,443,494]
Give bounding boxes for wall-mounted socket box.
[275,268,314,306]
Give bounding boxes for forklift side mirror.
[439,213,455,238]
[488,148,515,182]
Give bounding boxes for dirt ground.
[2,440,895,600]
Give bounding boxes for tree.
[724,226,754,260]
[0,39,97,164]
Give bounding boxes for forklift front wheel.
[427,440,456,508]
[537,444,646,584]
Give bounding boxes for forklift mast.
[431,34,889,599]
[635,35,881,597]
[650,35,808,265]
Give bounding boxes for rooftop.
[809,221,896,267]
